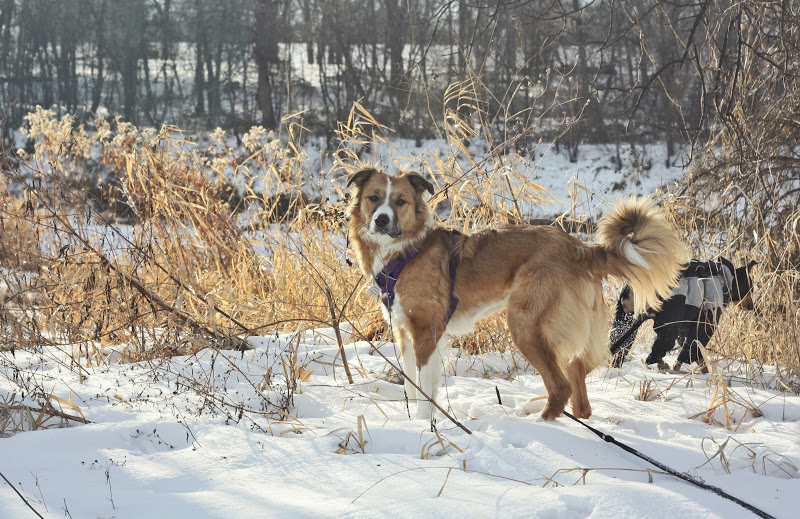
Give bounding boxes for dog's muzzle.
[371,213,401,238]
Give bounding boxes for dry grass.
[0,89,798,433]
[0,392,87,437]
[698,435,799,478]
[663,198,800,391]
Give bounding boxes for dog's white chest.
[380,292,408,328]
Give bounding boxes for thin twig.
[325,287,354,384]
[0,470,45,519]
[368,343,472,435]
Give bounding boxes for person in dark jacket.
[610,258,756,371]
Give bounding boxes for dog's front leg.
[413,332,448,423]
[395,328,418,404]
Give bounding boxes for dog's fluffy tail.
[593,197,688,314]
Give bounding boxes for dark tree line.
[0,0,797,168]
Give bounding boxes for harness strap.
[375,249,418,313]
[375,230,462,324]
[445,230,462,323]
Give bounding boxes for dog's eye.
[395,199,407,206]
[367,195,380,203]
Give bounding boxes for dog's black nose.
[375,214,390,227]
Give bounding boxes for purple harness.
[375,230,462,323]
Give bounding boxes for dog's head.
[346,168,434,248]
[721,258,757,310]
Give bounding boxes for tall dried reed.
[1,89,798,433]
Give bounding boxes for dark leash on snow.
[573,307,775,517]
[562,411,776,519]
[377,299,766,517]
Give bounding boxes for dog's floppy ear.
[406,172,434,195]
[347,168,378,190]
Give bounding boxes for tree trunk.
[384,0,405,93]
[205,40,222,124]
[253,0,280,127]
[90,1,106,114]
[194,38,205,115]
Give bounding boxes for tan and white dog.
[346,168,688,422]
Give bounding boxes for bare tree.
[252,0,287,127]
[105,0,147,124]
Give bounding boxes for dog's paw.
[647,360,670,372]
[530,413,549,423]
[533,412,565,423]
[570,405,592,420]
[540,406,563,421]
[414,401,437,422]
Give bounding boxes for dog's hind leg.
[677,308,717,366]
[646,296,684,365]
[506,272,574,420]
[507,314,572,420]
[566,358,592,419]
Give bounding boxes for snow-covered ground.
[246,134,685,221]
[4,136,791,517]
[1,325,796,518]
[360,139,681,219]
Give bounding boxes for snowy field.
[1,325,797,518]
[3,136,795,517]
[285,136,683,220]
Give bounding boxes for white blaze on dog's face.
[366,174,401,241]
[347,169,435,251]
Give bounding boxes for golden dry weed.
[0,99,798,433]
